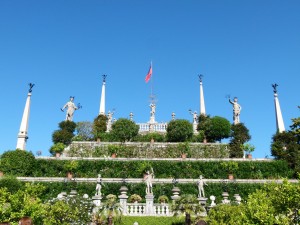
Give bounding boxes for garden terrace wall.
[19,159,296,179]
[66,141,230,158]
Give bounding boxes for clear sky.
[1,0,299,158]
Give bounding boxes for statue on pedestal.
[197,175,207,198]
[61,96,80,121]
[95,174,102,196]
[144,168,154,194]
[229,97,241,124]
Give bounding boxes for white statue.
[95,174,102,196]
[150,103,156,118]
[197,175,207,198]
[61,96,78,121]
[229,97,242,124]
[144,168,154,194]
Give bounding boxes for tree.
[93,114,108,140]
[49,142,65,156]
[0,150,36,176]
[43,194,93,225]
[197,114,211,143]
[229,123,251,158]
[75,121,94,141]
[52,121,76,146]
[0,183,46,224]
[271,131,300,173]
[111,118,139,142]
[208,204,247,225]
[172,194,204,225]
[166,119,193,142]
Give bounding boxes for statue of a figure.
[144,168,154,194]
[197,175,207,198]
[150,103,156,118]
[272,83,278,94]
[61,96,78,121]
[106,111,114,132]
[95,174,102,196]
[229,97,242,124]
[28,83,35,93]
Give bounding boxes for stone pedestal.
[198,197,208,217]
[92,195,103,207]
[118,186,129,215]
[221,192,230,204]
[145,194,154,215]
[171,187,181,201]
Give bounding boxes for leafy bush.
[111,118,139,142]
[166,119,193,142]
[0,150,36,176]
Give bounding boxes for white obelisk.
[199,74,206,116]
[272,84,285,133]
[99,75,107,115]
[16,83,34,150]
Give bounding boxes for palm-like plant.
[171,194,204,225]
[94,194,122,225]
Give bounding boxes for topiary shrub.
[166,119,193,142]
[0,150,36,176]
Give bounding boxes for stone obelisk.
[272,83,285,133]
[99,75,107,115]
[199,74,206,116]
[16,83,34,150]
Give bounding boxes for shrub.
[166,119,193,142]
[0,150,36,176]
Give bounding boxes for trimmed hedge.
[67,142,230,158]
[121,216,185,225]
[28,159,295,179]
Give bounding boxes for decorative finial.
[198,74,203,82]
[102,74,107,82]
[28,83,35,93]
[272,83,278,94]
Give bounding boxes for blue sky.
[1,1,299,158]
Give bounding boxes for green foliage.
[43,194,93,225]
[94,194,122,225]
[75,121,94,141]
[0,150,36,176]
[206,116,231,142]
[208,204,247,225]
[158,195,169,203]
[133,133,166,142]
[111,118,139,142]
[64,160,79,173]
[128,194,142,203]
[121,216,184,225]
[171,194,204,224]
[52,121,76,146]
[49,142,65,155]
[207,180,300,225]
[166,119,193,142]
[29,159,294,179]
[241,143,255,155]
[68,142,229,158]
[220,161,239,175]
[93,114,108,139]
[229,123,251,158]
[0,176,22,194]
[58,120,77,133]
[271,131,300,173]
[0,183,46,225]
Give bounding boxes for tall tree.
[166,119,193,142]
[111,118,139,142]
[229,123,251,158]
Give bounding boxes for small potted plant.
[158,195,169,204]
[128,194,142,203]
[64,160,78,179]
[108,144,120,158]
[178,142,190,159]
[50,142,65,158]
[220,161,239,180]
[241,143,255,159]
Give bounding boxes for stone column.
[199,75,206,116]
[16,84,34,150]
[99,75,107,115]
[118,186,129,215]
[145,193,154,215]
[274,91,285,132]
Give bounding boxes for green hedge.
[28,159,294,179]
[67,142,230,158]
[120,216,184,225]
